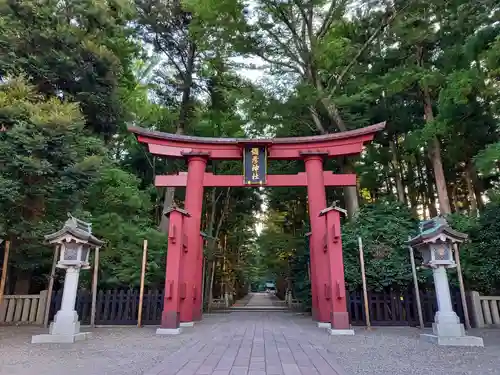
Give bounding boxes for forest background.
[0,0,499,308]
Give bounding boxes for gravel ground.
[324,327,500,375]
[1,312,499,375]
[0,314,222,375]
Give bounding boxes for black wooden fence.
[347,290,465,327]
[49,288,465,327]
[49,289,164,325]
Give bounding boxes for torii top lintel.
[128,122,385,160]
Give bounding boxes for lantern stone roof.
[407,216,468,248]
[45,213,104,247]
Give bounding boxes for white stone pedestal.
[420,267,483,347]
[156,328,182,335]
[317,321,355,335]
[328,328,355,335]
[32,331,92,344]
[421,332,484,346]
[32,266,89,344]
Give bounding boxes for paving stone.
[196,365,217,374]
[3,293,500,375]
[229,366,249,375]
[249,361,266,371]
[299,366,319,375]
[281,363,302,375]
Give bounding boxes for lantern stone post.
[32,214,103,344]
[408,217,483,347]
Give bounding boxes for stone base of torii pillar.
[316,322,355,335]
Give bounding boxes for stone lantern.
[408,217,483,347]
[32,214,103,344]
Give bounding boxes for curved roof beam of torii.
[128,122,386,160]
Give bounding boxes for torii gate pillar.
[303,153,329,324]
[320,205,353,334]
[157,207,190,335]
[182,154,208,325]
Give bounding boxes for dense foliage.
[342,202,419,291]
[0,0,499,306]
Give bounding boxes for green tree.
[0,77,106,288]
[0,0,139,140]
[342,201,419,291]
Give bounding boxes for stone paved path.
[244,292,276,306]
[2,293,500,375]
[144,293,344,375]
[229,292,287,312]
[144,311,345,375]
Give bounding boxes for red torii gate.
[128,122,385,334]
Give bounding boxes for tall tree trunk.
[418,45,451,215]
[469,164,485,211]
[386,169,394,196]
[465,163,478,216]
[203,188,231,306]
[406,159,419,216]
[427,136,452,215]
[449,183,457,212]
[158,42,196,233]
[389,140,406,204]
[423,156,439,218]
[207,260,216,311]
[158,128,183,232]
[203,188,218,307]
[343,159,359,218]
[311,92,360,219]
[415,153,427,213]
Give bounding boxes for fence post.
[36,290,48,325]
[44,245,59,328]
[0,241,11,309]
[468,291,484,328]
[453,243,471,329]
[408,236,424,329]
[91,247,100,328]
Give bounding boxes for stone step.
[226,306,291,312]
